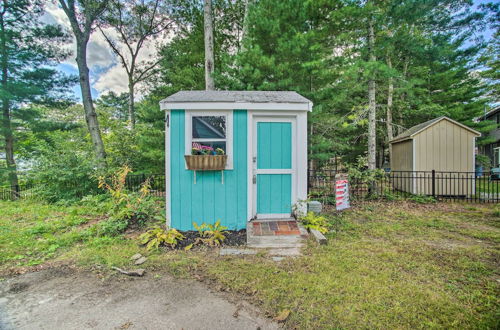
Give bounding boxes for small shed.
[160,91,312,230]
[389,116,480,196]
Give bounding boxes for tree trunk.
[386,55,394,165]
[2,99,19,198]
[397,56,409,135]
[204,0,215,90]
[367,17,377,170]
[0,12,19,198]
[128,79,135,129]
[75,38,107,167]
[241,0,251,52]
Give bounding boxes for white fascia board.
[160,102,313,112]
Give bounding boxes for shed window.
[192,116,226,153]
[186,111,233,169]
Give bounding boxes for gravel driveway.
[0,267,277,330]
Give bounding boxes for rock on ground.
[0,267,277,330]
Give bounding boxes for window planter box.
[184,155,227,171]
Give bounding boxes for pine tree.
[0,0,74,194]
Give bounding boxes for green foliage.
[28,130,100,202]
[476,154,491,168]
[96,217,130,236]
[193,220,229,246]
[139,226,185,250]
[409,195,437,204]
[0,0,76,187]
[98,165,163,232]
[299,211,329,234]
[346,156,386,183]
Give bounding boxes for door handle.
[253,174,257,184]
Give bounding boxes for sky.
[44,0,496,102]
[43,2,158,101]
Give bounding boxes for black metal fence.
[0,173,166,201]
[1,170,499,204]
[308,170,500,204]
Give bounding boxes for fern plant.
[192,220,229,246]
[139,226,185,250]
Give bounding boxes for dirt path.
[0,267,277,330]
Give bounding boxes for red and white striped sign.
[335,179,350,210]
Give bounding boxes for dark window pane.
[192,141,226,155]
[193,116,226,138]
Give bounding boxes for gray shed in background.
[389,116,480,196]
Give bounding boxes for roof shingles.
[390,116,480,143]
[160,91,311,104]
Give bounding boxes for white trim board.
[165,110,171,227]
[245,110,308,220]
[161,102,312,112]
[251,115,298,220]
[184,110,234,170]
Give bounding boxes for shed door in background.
[253,118,295,219]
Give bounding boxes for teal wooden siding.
[256,122,292,214]
[257,174,291,213]
[170,110,247,230]
[257,122,292,169]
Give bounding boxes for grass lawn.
[0,200,144,275]
[1,199,499,328]
[476,177,500,194]
[192,202,500,329]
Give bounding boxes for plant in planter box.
[186,146,227,170]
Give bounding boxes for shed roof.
[160,91,313,111]
[477,105,500,121]
[390,116,480,143]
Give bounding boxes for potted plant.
[185,146,227,170]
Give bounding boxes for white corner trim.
[247,111,254,220]
[472,137,476,195]
[161,102,312,112]
[184,110,234,170]
[296,111,308,214]
[165,110,171,228]
[412,139,416,195]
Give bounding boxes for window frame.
[185,110,233,170]
[494,147,500,168]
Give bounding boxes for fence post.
[431,170,436,198]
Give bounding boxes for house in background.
[477,105,500,168]
[389,116,480,196]
[160,91,312,231]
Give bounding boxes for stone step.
[247,243,304,249]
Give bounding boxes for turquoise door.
[254,119,294,218]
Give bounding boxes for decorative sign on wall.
[335,178,350,211]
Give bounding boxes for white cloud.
[93,38,160,98]
[94,64,129,95]
[42,3,169,98]
[43,3,115,70]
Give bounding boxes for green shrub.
[28,131,102,202]
[97,218,130,236]
[98,165,163,233]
